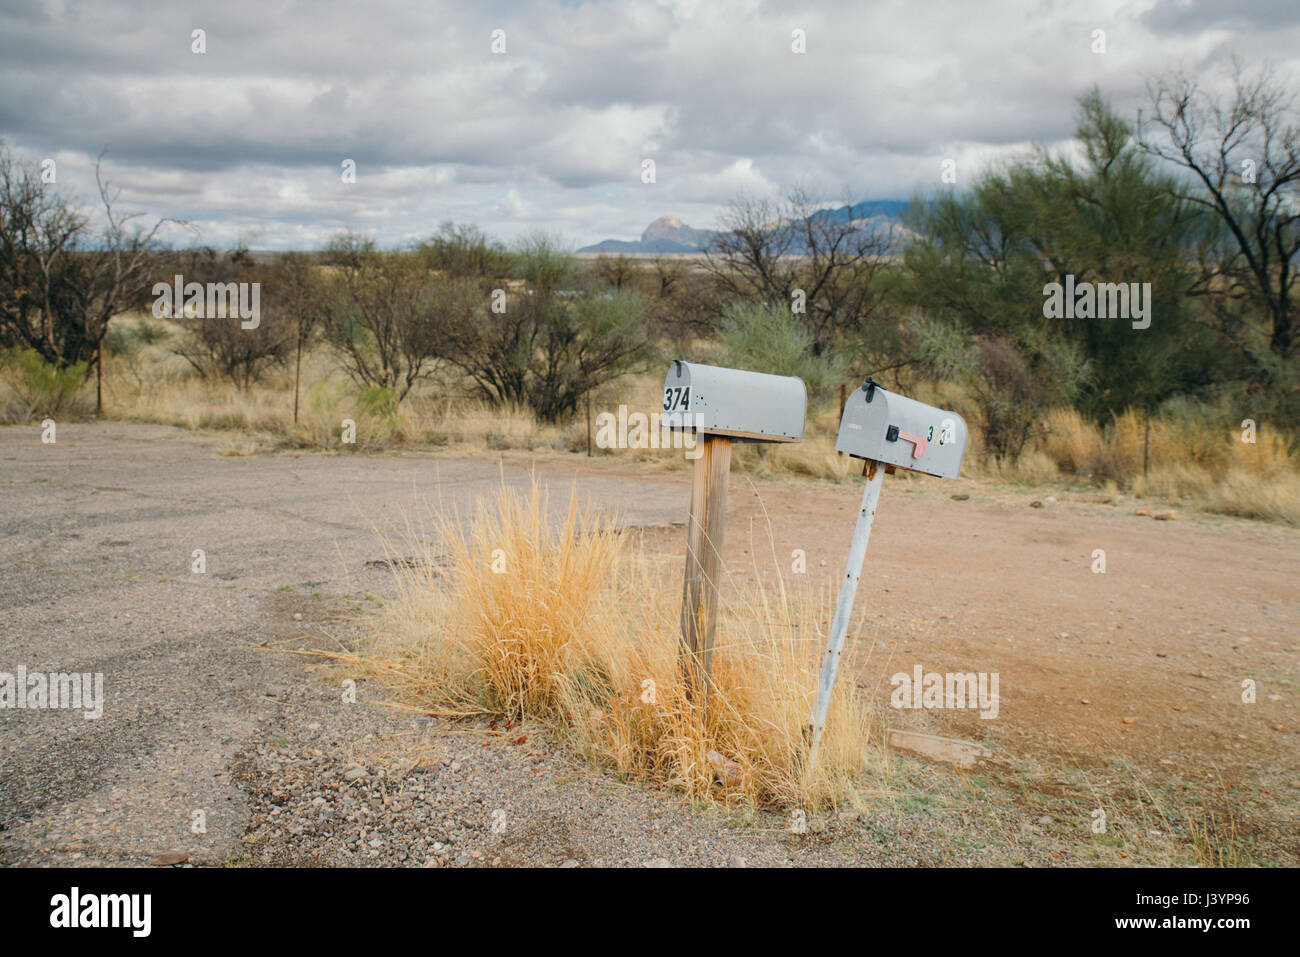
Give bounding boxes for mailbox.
[662,360,806,442]
[808,377,971,768]
[835,378,968,478]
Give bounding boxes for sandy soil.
[2,423,1295,866]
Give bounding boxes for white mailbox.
[663,360,806,442]
[835,378,968,479]
[807,377,971,770]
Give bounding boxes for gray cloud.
[0,0,1293,248]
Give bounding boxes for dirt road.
[2,423,1295,866]
[0,423,682,866]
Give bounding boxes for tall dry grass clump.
[361,479,879,809]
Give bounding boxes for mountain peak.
[578,200,912,255]
[641,214,694,244]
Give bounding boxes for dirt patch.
[530,455,1300,864]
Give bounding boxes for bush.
[443,236,656,422]
[0,347,88,420]
[356,479,881,809]
[319,237,448,403]
[714,299,847,400]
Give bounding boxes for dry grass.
[13,323,1295,524]
[1039,407,1300,523]
[358,478,882,810]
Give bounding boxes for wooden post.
[679,434,732,703]
[293,332,304,426]
[837,383,847,456]
[1143,407,1150,478]
[586,392,592,457]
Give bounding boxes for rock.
[838,811,860,823]
[706,750,743,786]
[1135,506,1152,516]
[646,858,675,868]
[1036,816,1052,826]
[1043,495,1057,506]
[1122,717,1137,725]
[342,765,367,782]
[292,612,303,621]
[951,493,970,501]
[559,859,581,868]
[1153,510,1178,521]
[1029,500,1044,508]
[728,855,747,868]
[150,849,188,866]
[886,729,991,769]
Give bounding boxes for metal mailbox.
[835,378,968,478]
[807,378,970,770]
[662,360,806,442]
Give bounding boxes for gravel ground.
[226,678,992,868]
[1,422,981,868]
[7,421,1252,867]
[0,422,684,866]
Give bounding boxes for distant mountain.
[579,215,720,254]
[578,200,913,254]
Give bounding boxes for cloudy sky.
[1,0,1296,250]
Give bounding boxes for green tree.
[901,90,1223,458]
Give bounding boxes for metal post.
[807,460,885,769]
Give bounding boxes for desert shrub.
[318,235,448,404]
[714,299,847,400]
[443,236,656,423]
[357,480,880,809]
[0,347,87,420]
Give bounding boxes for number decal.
[663,387,691,413]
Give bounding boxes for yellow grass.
[358,478,882,809]
[1037,406,1300,522]
[19,331,1293,525]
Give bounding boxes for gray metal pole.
[807,462,885,769]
